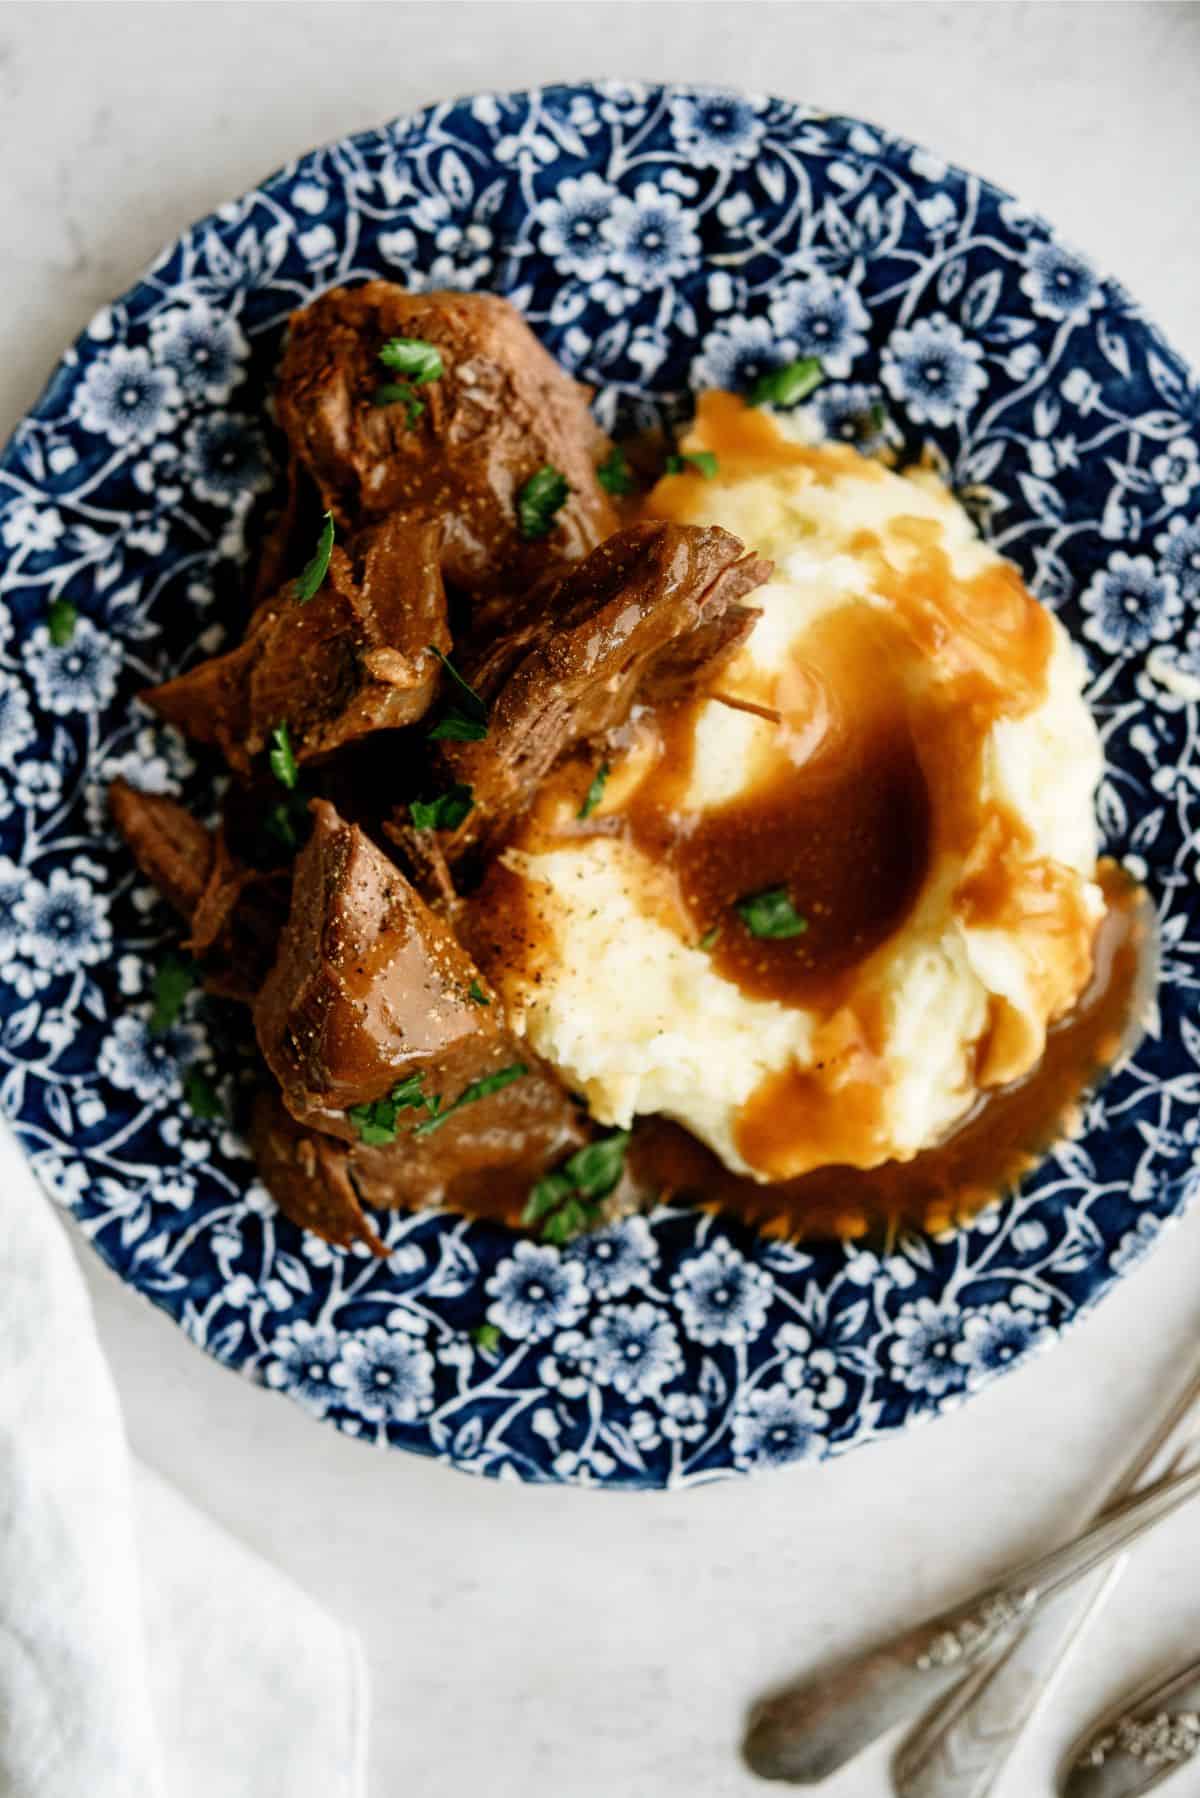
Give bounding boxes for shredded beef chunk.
[250,1088,389,1256]
[436,521,771,858]
[255,801,583,1179]
[141,643,256,773]
[186,832,292,1002]
[109,778,213,919]
[255,798,492,1129]
[275,283,618,596]
[144,514,450,773]
[383,815,463,923]
[109,780,288,1001]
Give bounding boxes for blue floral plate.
[2,83,1199,1487]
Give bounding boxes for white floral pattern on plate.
[0,83,1198,1487]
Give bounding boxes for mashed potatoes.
[480,394,1104,1182]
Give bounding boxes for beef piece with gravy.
[275,283,618,598]
[143,514,450,773]
[434,521,771,859]
[254,800,583,1169]
[109,776,214,918]
[250,1087,389,1257]
[109,779,288,1001]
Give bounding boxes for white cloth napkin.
[0,1124,367,1798]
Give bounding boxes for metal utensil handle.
[1060,1651,1200,1798]
[892,1565,1126,1798]
[744,1458,1200,1786]
[894,1359,1200,1798]
[1010,1459,1200,1601]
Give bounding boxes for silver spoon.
[742,1457,1200,1785]
[892,1355,1200,1798]
[1060,1654,1200,1798]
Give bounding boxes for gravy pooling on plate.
[109,282,1152,1254]
[629,861,1151,1240]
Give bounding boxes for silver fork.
[891,1358,1200,1798]
[743,1424,1200,1783]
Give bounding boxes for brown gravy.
[628,863,1151,1241]
[620,607,933,1008]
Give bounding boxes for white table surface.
[4,4,1200,1795]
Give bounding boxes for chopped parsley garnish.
[427,712,486,742]
[869,401,886,431]
[373,339,441,426]
[467,979,490,1006]
[698,924,721,952]
[48,598,77,646]
[349,1109,397,1148]
[522,1130,631,1245]
[269,721,299,790]
[373,382,425,427]
[577,762,610,820]
[470,1322,502,1354]
[293,511,334,604]
[267,723,309,847]
[560,1132,631,1197]
[410,783,474,831]
[378,337,444,384]
[349,1064,524,1145]
[665,450,719,480]
[184,1067,223,1120]
[748,357,824,409]
[149,953,197,1034]
[389,1073,430,1107]
[426,645,488,743]
[412,1062,527,1137]
[348,1073,431,1146]
[735,886,809,940]
[517,465,569,540]
[597,444,636,497]
[266,790,309,849]
[432,650,484,716]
